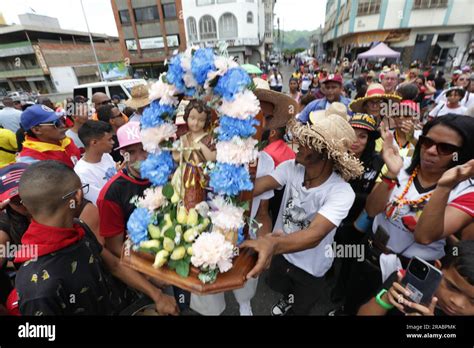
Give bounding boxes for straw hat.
[288,111,364,181]
[348,83,401,113]
[125,84,151,109]
[309,102,348,125]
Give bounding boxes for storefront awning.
[340,30,410,47]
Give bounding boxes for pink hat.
[115,122,142,150]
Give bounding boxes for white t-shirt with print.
[74,154,117,205]
[373,160,474,261]
[429,102,467,118]
[270,160,355,277]
[250,151,275,221]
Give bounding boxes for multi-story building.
[323,0,474,69]
[0,13,122,95]
[182,0,276,64]
[111,0,187,79]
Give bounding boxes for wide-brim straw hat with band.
[125,84,151,109]
[288,111,364,181]
[349,83,401,113]
[254,86,298,129]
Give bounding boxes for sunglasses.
[38,116,67,128]
[61,184,89,201]
[419,135,460,156]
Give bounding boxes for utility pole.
[80,0,104,81]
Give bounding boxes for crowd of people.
[0,54,473,317]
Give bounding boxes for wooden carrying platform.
[120,108,264,295]
[121,247,257,295]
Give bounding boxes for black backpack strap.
[0,146,17,155]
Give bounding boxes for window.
[357,0,381,16]
[92,87,106,95]
[196,0,215,5]
[162,3,176,19]
[187,17,198,42]
[247,12,253,23]
[219,13,238,39]
[119,10,131,24]
[134,6,159,22]
[217,0,236,3]
[199,15,217,40]
[438,33,455,42]
[108,86,128,101]
[413,0,448,9]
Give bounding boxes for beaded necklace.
[385,167,433,220]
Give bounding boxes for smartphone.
[401,257,443,308]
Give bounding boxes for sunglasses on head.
[38,116,67,128]
[419,135,460,156]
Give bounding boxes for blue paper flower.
[191,48,216,85]
[209,163,253,196]
[217,116,259,141]
[141,101,175,129]
[237,226,245,246]
[166,55,185,92]
[127,207,152,245]
[141,151,175,186]
[214,68,251,101]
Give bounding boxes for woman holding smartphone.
[343,114,474,314]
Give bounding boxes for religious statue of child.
[172,99,216,210]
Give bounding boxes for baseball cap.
[115,122,142,150]
[349,113,378,133]
[0,163,29,202]
[20,104,61,131]
[322,74,343,85]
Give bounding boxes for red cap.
[322,74,343,85]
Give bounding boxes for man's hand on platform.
[240,233,280,279]
[152,290,179,316]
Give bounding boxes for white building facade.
[182,0,275,64]
[323,0,474,69]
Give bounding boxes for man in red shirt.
[97,122,150,257]
[18,104,80,168]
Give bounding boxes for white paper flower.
[149,75,179,106]
[137,187,166,211]
[191,232,234,273]
[195,201,210,217]
[216,136,258,165]
[141,123,177,153]
[218,90,260,119]
[208,196,245,231]
[181,53,199,89]
[205,56,238,89]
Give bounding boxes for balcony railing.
[0,68,45,79]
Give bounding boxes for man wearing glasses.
[17,105,81,168]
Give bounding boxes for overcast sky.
[0,0,326,36]
[274,0,326,31]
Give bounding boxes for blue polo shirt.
[298,96,352,124]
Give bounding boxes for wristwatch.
[376,289,394,310]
